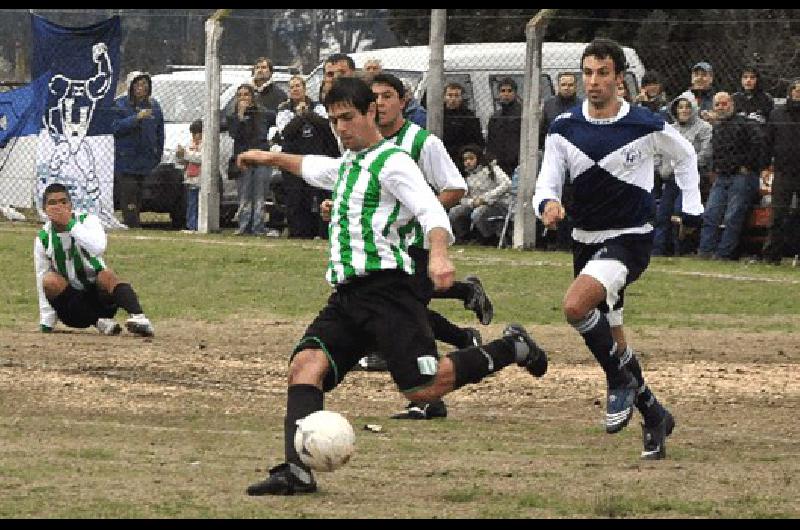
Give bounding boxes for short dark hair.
[253,57,273,74]
[459,143,485,166]
[581,38,628,74]
[43,182,70,204]
[324,76,376,115]
[445,82,464,94]
[370,73,405,99]
[190,119,203,134]
[498,77,517,91]
[325,53,355,71]
[641,71,662,87]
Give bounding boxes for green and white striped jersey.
[301,139,453,286]
[34,213,108,328]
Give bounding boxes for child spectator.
[175,119,203,232]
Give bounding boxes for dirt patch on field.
[1,318,798,517]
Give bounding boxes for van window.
[489,74,554,113]
[151,80,233,123]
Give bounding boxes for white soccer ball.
[294,410,356,472]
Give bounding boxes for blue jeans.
[237,165,268,234]
[698,172,759,259]
[652,179,681,256]
[185,185,199,231]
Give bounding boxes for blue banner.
[32,14,123,227]
[0,73,50,148]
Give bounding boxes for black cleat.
[246,463,317,496]
[391,400,448,420]
[502,323,548,377]
[641,410,676,460]
[462,327,482,349]
[464,275,494,326]
[605,374,639,434]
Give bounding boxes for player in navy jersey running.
[237,77,547,495]
[532,39,703,460]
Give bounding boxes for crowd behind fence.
[1,10,798,260]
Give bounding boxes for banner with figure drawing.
[32,14,123,228]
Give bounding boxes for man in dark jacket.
[441,82,484,169]
[486,77,523,177]
[698,92,767,260]
[112,71,164,229]
[733,65,774,126]
[540,72,582,149]
[761,78,800,264]
[253,57,288,113]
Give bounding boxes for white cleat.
[96,318,122,336]
[125,314,155,337]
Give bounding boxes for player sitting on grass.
[34,183,155,337]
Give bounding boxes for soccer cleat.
[641,410,676,460]
[463,327,482,348]
[357,353,388,372]
[391,400,448,420]
[605,374,639,434]
[246,462,317,496]
[125,314,155,337]
[95,318,121,336]
[464,275,494,326]
[502,323,548,377]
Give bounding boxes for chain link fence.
[1,9,798,257]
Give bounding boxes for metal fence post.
[426,9,446,137]
[198,10,229,234]
[514,9,554,250]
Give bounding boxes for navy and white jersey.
[533,99,703,244]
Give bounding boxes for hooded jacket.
[486,98,523,176]
[112,71,165,175]
[764,77,800,176]
[732,67,774,125]
[442,104,484,165]
[660,90,713,179]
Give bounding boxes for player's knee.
[563,297,588,323]
[96,269,120,293]
[288,348,329,386]
[42,272,67,298]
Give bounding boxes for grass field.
[1,222,798,518]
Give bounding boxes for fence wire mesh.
[0,9,798,256]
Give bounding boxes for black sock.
[284,384,324,467]
[430,280,471,303]
[428,310,470,348]
[617,346,665,427]
[112,283,143,315]
[571,309,628,387]
[447,338,517,389]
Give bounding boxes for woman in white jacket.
[448,144,512,245]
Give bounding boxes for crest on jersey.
[621,146,643,168]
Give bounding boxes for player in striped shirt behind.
[237,77,548,496]
[533,39,703,460]
[34,183,154,337]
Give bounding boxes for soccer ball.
[294,410,356,472]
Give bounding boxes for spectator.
[401,79,427,128]
[761,78,800,265]
[733,64,774,126]
[540,72,583,251]
[617,82,632,103]
[112,71,164,229]
[635,70,669,119]
[252,57,288,113]
[698,92,767,260]
[448,144,512,246]
[175,119,203,233]
[276,76,339,239]
[688,61,716,121]
[362,58,382,81]
[227,83,275,236]
[652,91,712,256]
[486,77,523,177]
[321,53,356,154]
[441,82,484,169]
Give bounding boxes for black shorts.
[408,245,434,303]
[50,284,118,329]
[293,271,439,393]
[572,232,653,313]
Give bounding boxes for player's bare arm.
[427,227,455,291]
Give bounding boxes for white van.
[306,42,645,134]
[148,66,292,226]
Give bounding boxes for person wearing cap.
[112,71,165,229]
[688,61,716,121]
